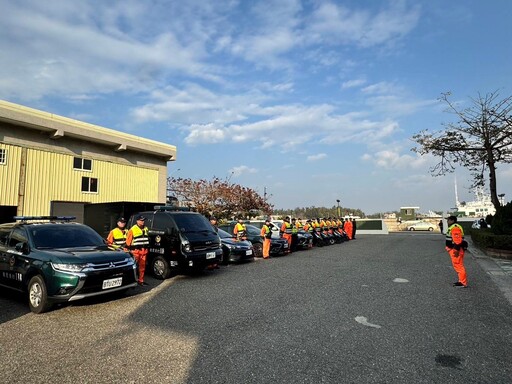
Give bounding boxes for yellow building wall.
[19,148,159,215]
[0,143,21,206]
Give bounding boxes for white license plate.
[283,244,289,248]
[246,250,253,255]
[102,277,122,290]
[206,251,216,259]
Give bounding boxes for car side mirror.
[15,242,29,254]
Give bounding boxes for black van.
[127,207,222,279]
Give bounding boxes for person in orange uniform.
[445,215,468,287]
[345,218,353,240]
[303,219,314,248]
[233,218,247,241]
[106,217,127,250]
[280,216,293,248]
[260,218,272,259]
[126,215,150,286]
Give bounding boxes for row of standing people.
[258,216,357,259]
[106,213,470,290]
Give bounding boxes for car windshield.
[245,225,261,235]
[29,224,105,249]
[217,228,233,239]
[173,214,214,233]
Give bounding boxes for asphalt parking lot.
[1,233,512,384]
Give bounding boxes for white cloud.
[0,1,226,99]
[306,1,420,48]
[229,165,258,177]
[183,124,226,145]
[362,82,399,95]
[307,153,327,161]
[342,78,367,89]
[361,150,427,170]
[131,81,411,153]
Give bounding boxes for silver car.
[406,221,435,231]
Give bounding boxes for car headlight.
[226,244,235,250]
[182,240,191,253]
[52,263,87,273]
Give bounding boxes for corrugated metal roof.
[0,100,176,161]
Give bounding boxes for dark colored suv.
[127,207,223,279]
[0,216,137,314]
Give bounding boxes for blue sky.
[1,0,511,214]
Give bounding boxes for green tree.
[412,91,512,212]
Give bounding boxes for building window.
[73,157,92,171]
[81,177,98,193]
[0,149,6,165]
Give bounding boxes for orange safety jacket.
[446,223,464,249]
[281,221,292,235]
[107,227,127,249]
[234,222,247,240]
[261,224,272,239]
[126,225,149,250]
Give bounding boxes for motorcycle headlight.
[52,263,87,273]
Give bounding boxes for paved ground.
[1,233,511,383]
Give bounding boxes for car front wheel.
[151,255,171,280]
[428,227,434,231]
[252,242,263,257]
[28,275,51,314]
[409,227,415,231]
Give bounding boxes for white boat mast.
[454,177,460,206]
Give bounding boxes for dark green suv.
[0,216,137,313]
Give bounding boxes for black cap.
[117,217,126,223]
[446,215,457,222]
[210,216,217,221]
[136,215,146,221]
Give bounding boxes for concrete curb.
[468,238,512,306]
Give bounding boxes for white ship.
[454,179,496,217]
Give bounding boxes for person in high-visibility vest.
[280,216,293,248]
[291,218,299,252]
[260,218,272,259]
[445,215,468,287]
[303,219,314,233]
[106,217,127,250]
[233,218,247,241]
[126,215,150,286]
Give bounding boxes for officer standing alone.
[445,215,468,288]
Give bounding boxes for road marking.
[393,278,409,283]
[355,316,381,328]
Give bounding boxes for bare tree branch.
[411,90,512,211]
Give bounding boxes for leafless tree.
[412,91,512,211]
